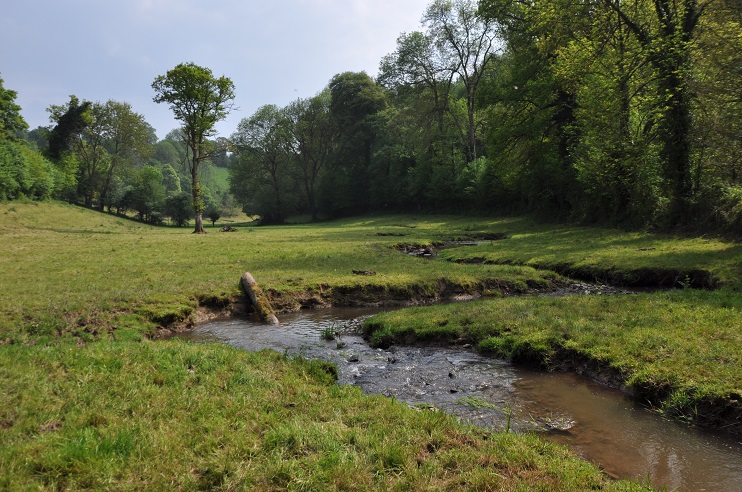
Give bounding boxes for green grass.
[0,339,643,491]
[434,216,742,289]
[363,289,742,428]
[5,200,742,489]
[0,203,562,343]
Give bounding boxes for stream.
[177,307,742,491]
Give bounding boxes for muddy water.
[178,308,742,491]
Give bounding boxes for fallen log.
[240,272,279,325]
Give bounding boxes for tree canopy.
[152,62,235,233]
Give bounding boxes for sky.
[1,0,431,139]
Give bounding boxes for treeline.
[0,79,234,225]
[230,0,741,232]
[3,0,741,234]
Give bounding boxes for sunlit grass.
[364,289,742,426]
[0,203,562,342]
[3,200,741,489]
[0,339,644,490]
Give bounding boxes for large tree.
[423,0,500,162]
[47,95,92,162]
[230,104,295,224]
[326,71,388,214]
[284,92,335,221]
[0,75,28,140]
[98,101,154,211]
[601,0,707,222]
[152,62,235,233]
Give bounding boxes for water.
[177,308,742,491]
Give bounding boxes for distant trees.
[3,0,742,235]
[0,75,28,140]
[46,97,154,209]
[230,91,337,222]
[152,62,235,233]
[1,81,233,228]
[230,104,295,224]
[0,76,57,200]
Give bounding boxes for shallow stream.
[178,307,742,491]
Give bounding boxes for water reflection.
[178,308,742,492]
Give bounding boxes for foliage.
[127,165,165,223]
[205,204,221,226]
[152,62,235,233]
[0,140,56,200]
[163,191,192,227]
[323,71,389,215]
[47,96,92,162]
[230,104,297,224]
[0,74,28,140]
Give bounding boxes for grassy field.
[3,200,742,489]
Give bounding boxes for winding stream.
[178,307,742,491]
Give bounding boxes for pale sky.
[1,0,431,139]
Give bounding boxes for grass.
[363,290,742,428]
[4,200,742,489]
[0,203,563,343]
[0,338,643,490]
[434,216,742,289]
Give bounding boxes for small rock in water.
[348,354,360,363]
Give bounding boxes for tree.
[601,0,706,222]
[477,0,582,217]
[0,75,29,140]
[164,191,192,227]
[230,105,296,224]
[47,96,91,162]
[205,205,221,226]
[129,165,165,223]
[326,72,388,214]
[98,101,154,211]
[284,91,336,221]
[379,30,453,132]
[152,63,235,233]
[423,0,500,162]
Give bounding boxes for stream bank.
[178,308,742,491]
[169,252,737,438]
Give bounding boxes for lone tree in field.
[152,63,235,233]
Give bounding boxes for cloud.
[3,0,431,137]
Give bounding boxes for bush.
[0,139,56,200]
[164,192,192,227]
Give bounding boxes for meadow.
[3,200,741,489]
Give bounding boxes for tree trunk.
[194,211,205,233]
[240,272,279,325]
[192,161,206,234]
[660,68,693,222]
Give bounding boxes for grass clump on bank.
[0,339,643,491]
[363,289,742,432]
